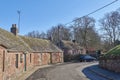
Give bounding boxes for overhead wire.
[65,0,118,26]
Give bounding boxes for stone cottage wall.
[58,52,64,63]
[34,53,42,66]
[26,53,34,70]
[0,45,63,80]
[33,52,63,65]
[4,52,34,80]
[5,52,24,79]
[41,53,51,65]
[0,46,6,80]
[99,55,120,72]
[51,53,63,63]
[0,47,35,80]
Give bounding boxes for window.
[30,54,31,63]
[20,54,23,63]
[16,54,18,68]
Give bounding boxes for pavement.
[13,63,63,80]
[84,64,120,80]
[13,65,53,80]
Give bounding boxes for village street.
[26,62,110,80]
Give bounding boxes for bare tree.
[86,27,101,49]
[47,24,71,45]
[25,30,47,39]
[39,32,47,39]
[99,10,120,48]
[72,16,98,49]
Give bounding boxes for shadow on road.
[82,65,120,80]
[82,65,106,80]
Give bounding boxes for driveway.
[26,62,104,80]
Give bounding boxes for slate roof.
[0,27,62,53]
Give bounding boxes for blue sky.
[0,0,120,35]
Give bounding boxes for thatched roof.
[0,27,62,53]
[61,40,83,50]
[0,28,32,52]
[20,36,62,52]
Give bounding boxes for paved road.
[26,62,107,80]
[83,66,108,80]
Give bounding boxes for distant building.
[59,40,86,61]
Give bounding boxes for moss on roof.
[20,36,62,52]
[0,27,62,53]
[0,28,32,52]
[105,45,120,56]
[61,40,83,49]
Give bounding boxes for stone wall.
[0,47,36,80]
[0,46,5,80]
[0,45,63,80]
[34,53,42,66]
[33,52,64,65]
[99,55,120,72]
[3,52,34,80]
[41,53,51,65]
[5,52,24,79]
[51,53,62,63]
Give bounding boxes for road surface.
[26,62,108,80]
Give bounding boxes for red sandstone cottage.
[0,24,63,80]
[60,40,86,61]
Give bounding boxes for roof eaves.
[0,44,8,49]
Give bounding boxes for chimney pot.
[72,40,76,43]
[11,24,18,35]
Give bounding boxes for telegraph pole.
[17,10,21,33]
[58,26,60,48]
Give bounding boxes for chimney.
[11,24,18,35]
[72,40,76,43]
